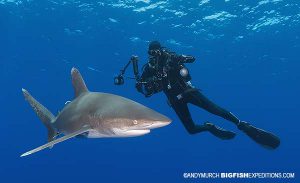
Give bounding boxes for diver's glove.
[178,55,195,63]
[204,122,236,140]
[135,82,143,93]
[136,82,153,98]
[238,121,280,149]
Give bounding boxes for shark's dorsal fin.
[71,67,89,98]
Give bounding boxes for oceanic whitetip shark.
[21,68,171,157]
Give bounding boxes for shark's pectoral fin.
[20,126,90,157]
[22,88,57,144]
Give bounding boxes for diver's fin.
[71,67,89,98]
[238,121,280,149]
[205,122,236,140]
[22,88,57,143]
[20,126,90,157]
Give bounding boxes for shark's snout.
[147,119,172,129]
[143,109,172,129]
[140,113,172,130]
[129,110,172,131]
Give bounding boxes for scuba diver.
[133,41,280,149]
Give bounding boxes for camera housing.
[114,75,124,85]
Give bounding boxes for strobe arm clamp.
[114,55,140,85]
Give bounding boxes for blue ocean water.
[1,0,299,182]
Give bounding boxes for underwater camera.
[114,75,124,85]
[114,55,139,86]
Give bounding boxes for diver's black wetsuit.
[135,41,280,148]
[137,50,239,138]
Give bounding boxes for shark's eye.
[133,120,138,125]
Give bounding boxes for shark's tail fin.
[22,88,58,143]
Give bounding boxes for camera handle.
[131,55,140,80]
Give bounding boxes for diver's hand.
[135,82,143,93]
[179,55,195,63]
[145,93,152,98]
[136,82,152,97]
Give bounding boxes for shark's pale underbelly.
[86,129,150,138]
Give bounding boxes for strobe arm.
[114,55,140,85]
[120,60,132,75]
[131,55,140,79]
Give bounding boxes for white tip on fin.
[20,126,90,157]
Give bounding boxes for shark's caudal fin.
[20,126,90,157]
[22,89,57,143]
[71,67,89,98]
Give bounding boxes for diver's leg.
[169,98,235,139]
[187,91,240,125]
[169,98,207,134]
[187,91,280,149]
